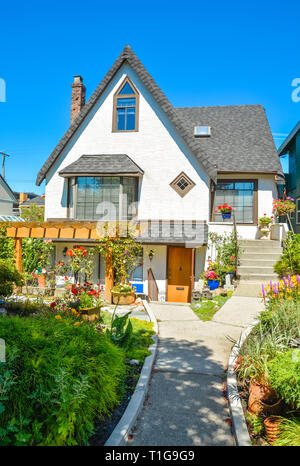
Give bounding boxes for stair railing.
[148,267,159,301]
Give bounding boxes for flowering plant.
[259,214,274,225]
[261,274,300,302]
[112,283,134,293]
[56,245,94,283]
[272,198,295,216]
[204,270,219,281]
[68,280,104,310]
[216,203,233,214]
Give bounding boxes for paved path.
[127,296,263,446]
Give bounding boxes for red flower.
[50,302,56,308]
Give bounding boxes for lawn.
[190,292,232,321]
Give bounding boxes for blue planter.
[222,212,232,219]
[207,279,220,290]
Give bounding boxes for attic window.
[113,77,139,132]
[194,126,211,137]
[170,172,195,198]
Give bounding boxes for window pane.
[126,108,136,131]
[117,97,136,108]
[117,108,126,131]
[119,82,135,95]
[215,181,254,223]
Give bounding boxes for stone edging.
[227,319,259,447]
[104,300,158,446]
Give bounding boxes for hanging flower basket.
[216,203,233,220]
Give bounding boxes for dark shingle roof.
[175,105,284,182]
[36,45,283,185]
[59,154,144,176]
[21,195,45,206]
[36,45,216,185]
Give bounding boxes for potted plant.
[216,203,233,220]
[204,270,220,290]
[111,283,136,305]
[272,197,295,218]
[68,281,103,317]
[258,214,274,239]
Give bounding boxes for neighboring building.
[0,175,17,216]
[278,121,300,233]
[36,45,284,302]
[13,192,42,216]
[20,195,45,208]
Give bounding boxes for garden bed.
[234,277,300,446]
[191,291,232,321]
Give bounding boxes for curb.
[227,319,259,446]
[104,300,158,446]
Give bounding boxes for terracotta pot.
[80,307,100,316]
[112,291,136,305]
[247,380,277,415]
[37,273,46,288]
[264,416,282,445]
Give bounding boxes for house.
[0,175,17,218]
[13,192,43,216]
[278,121,300,232]
[36,45,284,302]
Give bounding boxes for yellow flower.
[74,321,81,327]
[55,315,62,320]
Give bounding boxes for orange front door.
[167,247,193,303]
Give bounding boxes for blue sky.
[0,0,299,194]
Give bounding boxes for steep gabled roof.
[36,45,216,186]
[278,120,300,156]
[59,154,144,176]
[0,175,17,202]
[175,105,284,182]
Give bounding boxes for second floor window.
[113,77,139,132]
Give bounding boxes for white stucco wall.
[142,244,167,301]
[44,64,210,222]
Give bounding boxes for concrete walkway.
[127,295,263,446]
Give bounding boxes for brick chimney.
[70,75,86,125]
[19,192,28,205]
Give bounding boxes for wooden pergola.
[5,220,143,302]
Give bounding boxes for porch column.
[105,247,114,303]
[14,238,22,273]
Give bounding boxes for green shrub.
[0,314,126,445]
[5,298,49,317]
[268,349,300,408]
[0,260,23,297]
[274,417,300,446]
[274,232,300,277]
[258,300,300,344]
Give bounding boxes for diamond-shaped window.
[170,172,196,198]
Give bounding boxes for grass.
[190,292,232,321]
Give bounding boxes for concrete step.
[241,252,282,261]
[240,259,277,267]
[237,273,278,282]
[238,265,275,275]
[234,282,263,297]
[240,239,281,245]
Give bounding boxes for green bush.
[274,417,300,446]
[0,260,23,297]
[268,349,300,408]
[274,232,300,277]
[0,314,126,445]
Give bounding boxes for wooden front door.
[167,247,193,303]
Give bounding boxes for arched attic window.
[112,77,139,132]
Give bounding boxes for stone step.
[238,265,275,275]
[240,239,281,245]
[239,259,277,267]
[241,252,281,261]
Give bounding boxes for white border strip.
[227,320,259,446]
[105,300,158,446]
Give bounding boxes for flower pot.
[37,273,46,288]
[80,306,100,316]
[264,416,282,445]
[259,224,271,240]
[112,291,136,305]
[222,212,232,219]
[207,279,220,290]
[247,380,277,415]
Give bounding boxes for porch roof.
[59,154,144,177]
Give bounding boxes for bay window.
[69,176,138,221]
